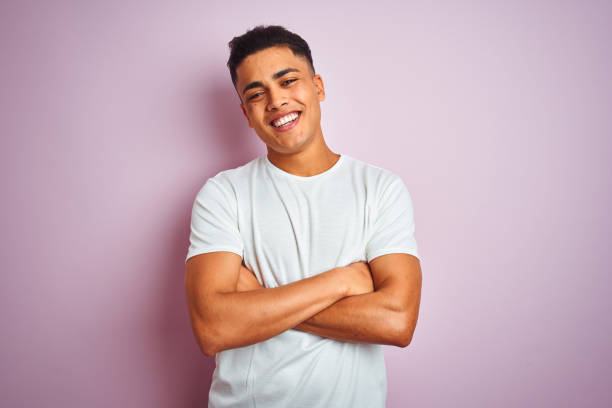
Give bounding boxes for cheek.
[247,106,265,125]
[291,87,312,103]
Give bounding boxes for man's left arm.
[294,253,422,347]
[237,253,422,347]
[299,173,423,346]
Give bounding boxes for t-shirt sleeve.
[365,173,419,263]
[185,177,244,264]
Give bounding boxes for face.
[235,45,325,155]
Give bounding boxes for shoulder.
[342,154,406,193]
[209,156,260,185]
[196,156,262,196]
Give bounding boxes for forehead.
[235,45,310,84]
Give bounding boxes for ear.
[313,74,325,102]
[240,103,253,128]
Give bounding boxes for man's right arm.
[184,251,370,356]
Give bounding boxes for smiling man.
[184,25,422,408]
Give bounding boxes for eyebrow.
[241,68,301,96]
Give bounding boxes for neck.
[266,133,340,177]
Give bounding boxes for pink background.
[1,1,611,407]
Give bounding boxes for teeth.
[272,112,298,127]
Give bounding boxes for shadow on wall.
[159,71,261,406]
[198,70,263,169]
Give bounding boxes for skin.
[185,251,375,356]
[182,44,423,356]
[185,49,380,354]
[230,45,423,346]
[234,45,341,177]
[236,255,421,346]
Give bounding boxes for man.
[184,25,422,408]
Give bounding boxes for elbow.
[395,331,414,348]
[195,317,243,356]
[393,312,417,348]
[202,346,218,358]
[195,330,218,357]
[198,336,218,357]
[192,319,223,357]
[187,302,236,357]
[189,306,242,357]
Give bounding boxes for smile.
[270,111,301,131]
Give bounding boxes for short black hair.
[227,25,315,88]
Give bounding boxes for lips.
[269,111,301,131]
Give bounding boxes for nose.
[266,86,288,111]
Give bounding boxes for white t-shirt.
[186,153,419,408]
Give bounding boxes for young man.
[185,25,422,408]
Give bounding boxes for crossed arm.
[236,253,422,347]
[185,251,422,355]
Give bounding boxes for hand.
[343,261,374,296]
[236,264,264,292]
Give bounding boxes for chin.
[268,140,308,155]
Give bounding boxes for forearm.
[294,290,405,346]
[195,268,347,355]
[296,254,423,347]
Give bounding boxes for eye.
[247,91,263,101]
[282,78,297,86]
